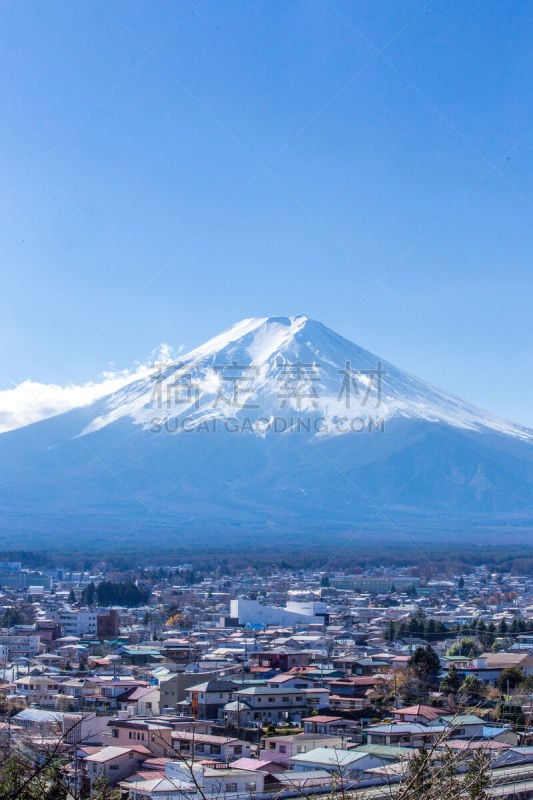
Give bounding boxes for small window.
[225,783,238,793]
[279,745,286,754]
[111,729,118,738]
[245,782,257,792]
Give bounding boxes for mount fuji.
[1,315,533,555]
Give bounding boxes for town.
[0,560,532,798]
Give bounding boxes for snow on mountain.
[77,315,532,441]
[1,315,533,550]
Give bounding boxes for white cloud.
[0,344,179,434]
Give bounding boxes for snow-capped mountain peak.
[2,316,533,546]
[77,316,532,441]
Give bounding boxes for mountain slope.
[0,315,532,552]
[74,315,532,440]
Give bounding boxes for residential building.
[171,732,251,762]
[260,733,344,766]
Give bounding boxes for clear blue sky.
[2,0,533,424]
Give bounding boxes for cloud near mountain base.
[0,344,177,434]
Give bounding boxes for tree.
[464,748,491,800]
[90,777,120,800]
[440,664,461,695]
[402,744,433,798]
[408,645,441,688]
[438,746,464,798]
[0,605,36,627]
[497,618,508,635]
[392,738,491,800]
[498,702,524,728]
[397,668,428,705]
[81,581,96,606]
[94,580,149,607]
[447,638,481,658]
[519,674,533,692]
[483,622,496,648]
[496,665,525,693]
[459,675,486,703]
[387,611,449,643]
[0,746,68,800]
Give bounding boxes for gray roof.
[435,714,485,726]
[237,686,318,695]
[350,744,414,760]
[224,700,252,711]
[188,680,239,692]
[365,722,442,735]
[14,709,63,723]
[291,747,370,767]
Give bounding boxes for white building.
[230,598,328,626]
[14,675,61,707]
[0,632,41,657]
[223,686,330,726]
[123,761,266,800]
[53,608,98,637]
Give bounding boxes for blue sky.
[2,0,533,425]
